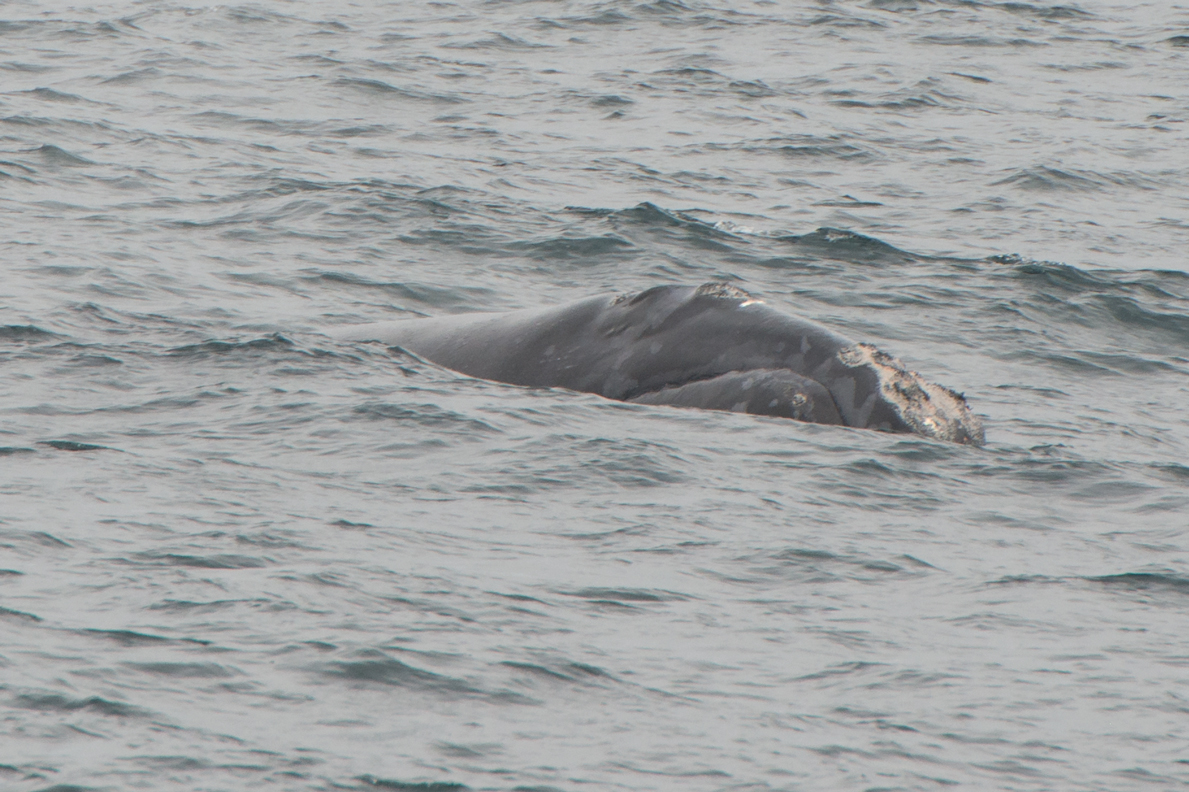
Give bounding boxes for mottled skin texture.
[333,283,984,445]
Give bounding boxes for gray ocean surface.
[2,1,1188,790]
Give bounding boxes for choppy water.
[2,1,1189,790]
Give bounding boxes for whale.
[331,283,985,445]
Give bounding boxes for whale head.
[836,343,985,446]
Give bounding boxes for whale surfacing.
[332,283,985,445]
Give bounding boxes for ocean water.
[2,1,1188,790]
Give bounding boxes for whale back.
[332,283,984,445]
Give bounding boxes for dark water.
[2,2,1188,790]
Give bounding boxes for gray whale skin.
[332,283,985,445]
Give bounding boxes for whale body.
[332,283,985,445]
